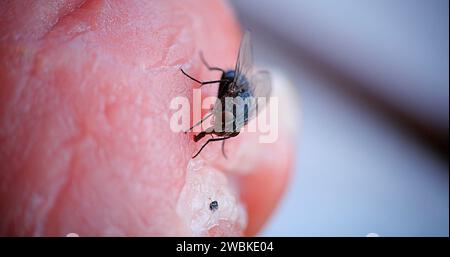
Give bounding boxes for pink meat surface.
[0,0,294,236]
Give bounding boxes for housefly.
[181,31,272,158]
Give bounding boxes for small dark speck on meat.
[209,200,218,211]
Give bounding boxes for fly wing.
[232,30,253,91]
[220,31,272,132]
[233,70,272,129]
[251,70,272,100]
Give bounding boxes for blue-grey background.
[229,0,449,236]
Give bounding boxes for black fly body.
[181,31,272,159]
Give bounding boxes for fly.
[181,31,272,159]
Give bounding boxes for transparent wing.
[233,70,272,129]
[251,70,272,99]
[232,30,253,91]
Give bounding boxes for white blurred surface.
[231,0,449,131]
[263,66,448,236]
[228,0,449,236]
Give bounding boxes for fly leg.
[221,131,239,159]
[221,140,227,159]
[193,126,215,142]
[181,68,229,86]
[192,136,232,159]
[184,112,213,133]
[194,131,207,142]
[199,51,225,73]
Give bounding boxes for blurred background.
[228,0,449,236]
